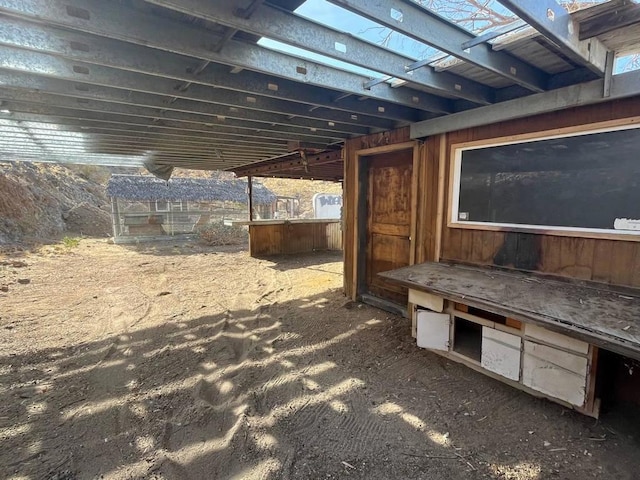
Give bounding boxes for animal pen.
[106,175,276,243]
[3,0,640,421]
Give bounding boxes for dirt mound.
[64,202,112,237]
[0,162,134,244]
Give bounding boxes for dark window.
[454,126,640,234]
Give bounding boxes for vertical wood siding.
[248,221,342,256]
[439,97,640,288]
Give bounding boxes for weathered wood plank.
[522,341,588,407]
[481,327,521,381]
[592,240,614,283]
[380,261,640,360]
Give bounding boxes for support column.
[247,175,254,221]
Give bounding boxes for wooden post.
[247,175,254,221]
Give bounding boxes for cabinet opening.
[453,317,482,362]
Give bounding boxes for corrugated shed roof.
[107,175,276,204]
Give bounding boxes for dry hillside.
[0,162,122,244]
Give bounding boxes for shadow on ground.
[1,249,639,480]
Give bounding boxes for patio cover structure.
[1,0,640,176]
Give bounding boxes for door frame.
[352,140,420,302]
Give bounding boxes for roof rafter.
[0,44,398,133]
[0,23,406,128]
[0,120,288,152]
[497,0,608,74]
[0,101,334,148]
[0,0,452,114]
[328,0,548,92]
[0,131,283,157]
[0,71,369,137]
[0,88,346,143]
[0,143,264,162]
[145,0,494,105]
[411,68,640,138]
[578,1,640,40]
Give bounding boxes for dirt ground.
[1,239,639,480]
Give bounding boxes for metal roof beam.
[0,134,273,158]
[411,68,640,138]
[0,131,283,155]
[145,0,494,105]
[0,88,346,142]
[0,111,309,149]
[0,100,335,146]
[0,0,451,114]
[328,0,548,92]
[0,144,262,159]
[0,24,399,129]
[0,71,367,137]
[497,0,608,74]
[0,152,236,170]
[233,150,343,177]
[0,144,265,162]
[0,122,286,152]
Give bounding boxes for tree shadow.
[252,250,344,271]
[2,287,638,479]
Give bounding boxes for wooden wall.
[439,97,640,288]
[343,127,441,299]
[249,221,342,256]
[344,128,410,298]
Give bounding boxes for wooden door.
[365,149,413,304]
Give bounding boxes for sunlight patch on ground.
[256,378,366,429]
[129,403,148,418]
[48,359,125,380]
[135,435,156,453]
[231,458,283,480]
[26,402,47,416]
[0,422,31,440]
[373,401,450,447]
[490,462,542,479]
[329,400,349,413]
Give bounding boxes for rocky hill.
[0,162,123,244]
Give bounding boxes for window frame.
[448,117,640,241]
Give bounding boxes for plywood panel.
[525,324,589,355]
[481,327,521,381]
[417,311,450,350]
[591,239,614,283]
[523,340,588,406]
[367,233,410,303]
[248,222,342,256]
[325,222,343,251]
[609,241,637,286]
[409,289,444,312]
[370,166,412,227]
[249,224,283,256]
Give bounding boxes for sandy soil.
[1,239,638,480]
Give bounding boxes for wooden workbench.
[380,262,640,360]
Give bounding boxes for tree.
[362,1,612,59]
